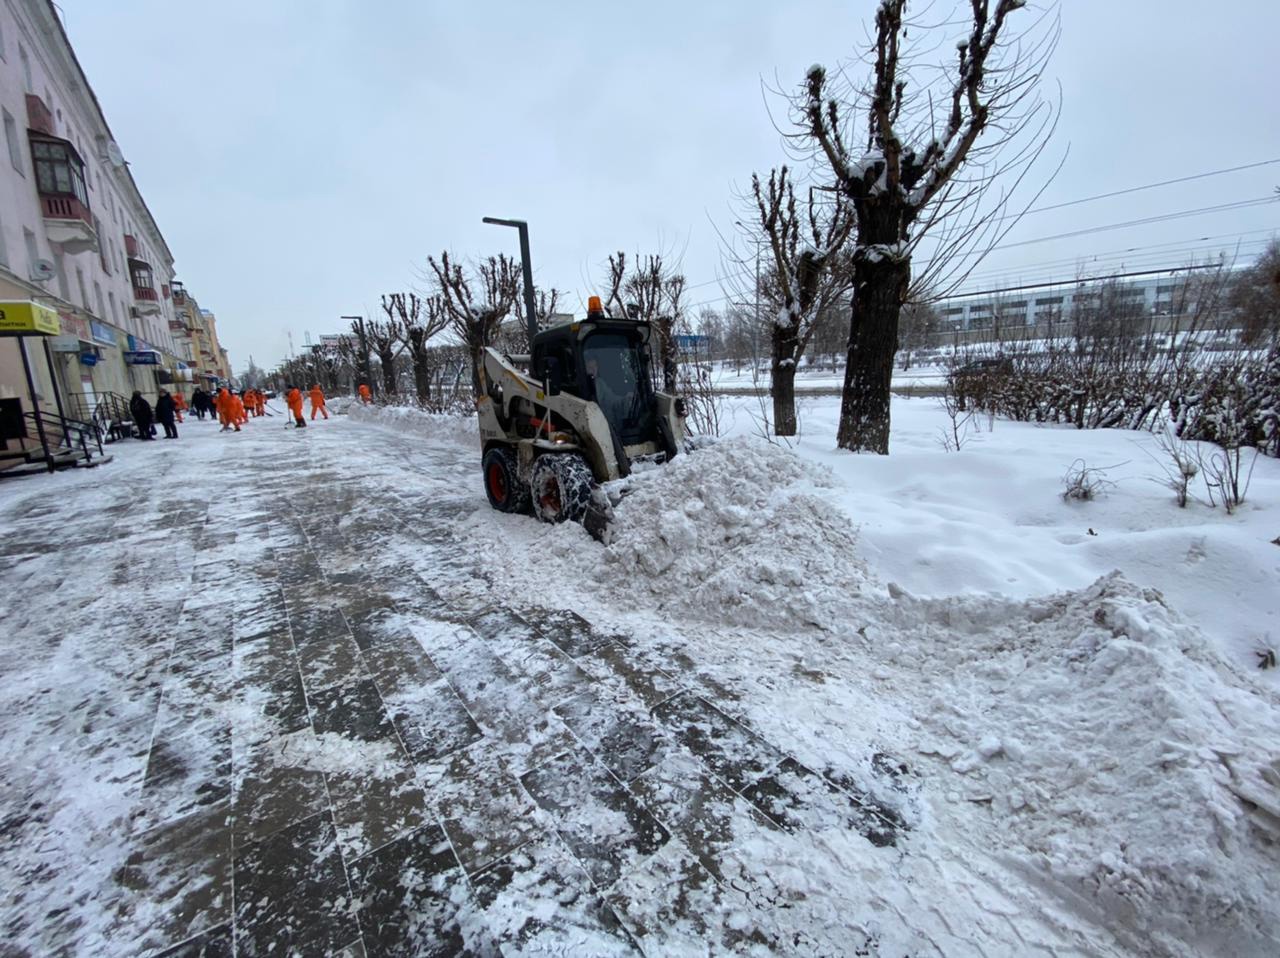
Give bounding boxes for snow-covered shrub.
[1172,345,1279,459]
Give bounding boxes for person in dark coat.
[155,389,179,439]
[191,387,207,420]
[130,390,155,440]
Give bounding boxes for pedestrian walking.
[359,383,372,405]
[286,384,306,427]
[155,389,179,439]
[309,384,329,420]
[130,390,155,440]
[172,392,187,424]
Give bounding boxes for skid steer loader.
[477,293,686,539]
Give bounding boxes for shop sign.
[0,301,61,335]
[90,320,117,346]
[59,313,90,340]
[79,352,99,366]
[50,335,82,352]
[124,350,161,365]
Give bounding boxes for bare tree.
[796,0,1058,452]
[386,292,450,407]
[602,252,687,391]
[1230,239,1280,346]
[426,252,520,399]
[370,302,406,399]
[749,165,854,434]
[338,316,375,395]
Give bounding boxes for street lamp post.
[482,217,539,346]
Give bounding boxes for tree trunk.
[657,317,678,392]
[771,320,800,436]
[412,351,432,407]
[836,255,910,453]
[378,348,397,398]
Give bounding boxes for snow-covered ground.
[712,361,948,392]
[2,399,1277,956]
[462,394,1280,955]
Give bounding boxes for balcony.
[39,193,98,254]
[133,284,162,316]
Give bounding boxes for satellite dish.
[104,140,124,168]
[30,258,56,283]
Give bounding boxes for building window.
[96,217,110,272]
[0,208,8,268]
[19,45,32,93]
[54,249,69,300]
[23,228,38,277]
[0,17,7,62]
[94,281,106,319]
[76,267,88,308]
[130,262,154,290]
[108,290,118,325]
[4,110,23,174]
[30,135,89,206]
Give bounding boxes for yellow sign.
[0,301,61,335]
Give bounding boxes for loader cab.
[531,318,659,446]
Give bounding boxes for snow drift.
[348,403,477,446]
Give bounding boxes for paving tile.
[362,633,444,697]
[233,811,359,957]
[326,761,431,863]
[134,723,233,833]
[627,749,778,882]
[425,748,543,876]
[577,641,686,709]
[739,756,900,847]
[651,692,783,793]
[309,679,397,744]
[553,690,670,784]
[520,749,669,889]
[233,589,290,642]
[382,676,485,765]
[520,607,618,658]
[287,601,349,647]
[153,922,234,957]
[469,831,637,955]
[231,631,295,687]
[232,730,329,846]
[297,633,368,695]
[115,803,232,947]
[231,662,311,748]
[348,823,478,957]
[347,606,415,652]
[605,839,780,954]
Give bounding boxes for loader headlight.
[674,398,687,418]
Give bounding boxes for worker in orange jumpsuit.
[235,391,251,427]
[286,384,306,428]
[358,383,372,404]
[216,387,233,431]
[255,390,267,417]
[172,392,186,423]
[309,384,329,420]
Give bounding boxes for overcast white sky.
[59,0,1280,372]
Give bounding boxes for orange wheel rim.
[487,462,507,502]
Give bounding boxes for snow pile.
[886,574,1280,953]
[599,437,868,630]
[348,402,477,446]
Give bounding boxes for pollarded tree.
[385,292,450,407]
[370,304,405,399]
[602,251,687,391]
[799,0,1058,452]
[750,165,855,435]
[1230,239,1280,347]
[426,252,520,400]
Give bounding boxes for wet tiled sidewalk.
[0,419,907,956]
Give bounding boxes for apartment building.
[0,0,227,464]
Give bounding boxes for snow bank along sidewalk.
[464,434,1280,955]
[346,402,477,445]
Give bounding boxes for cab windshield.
[581,332,655,444]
